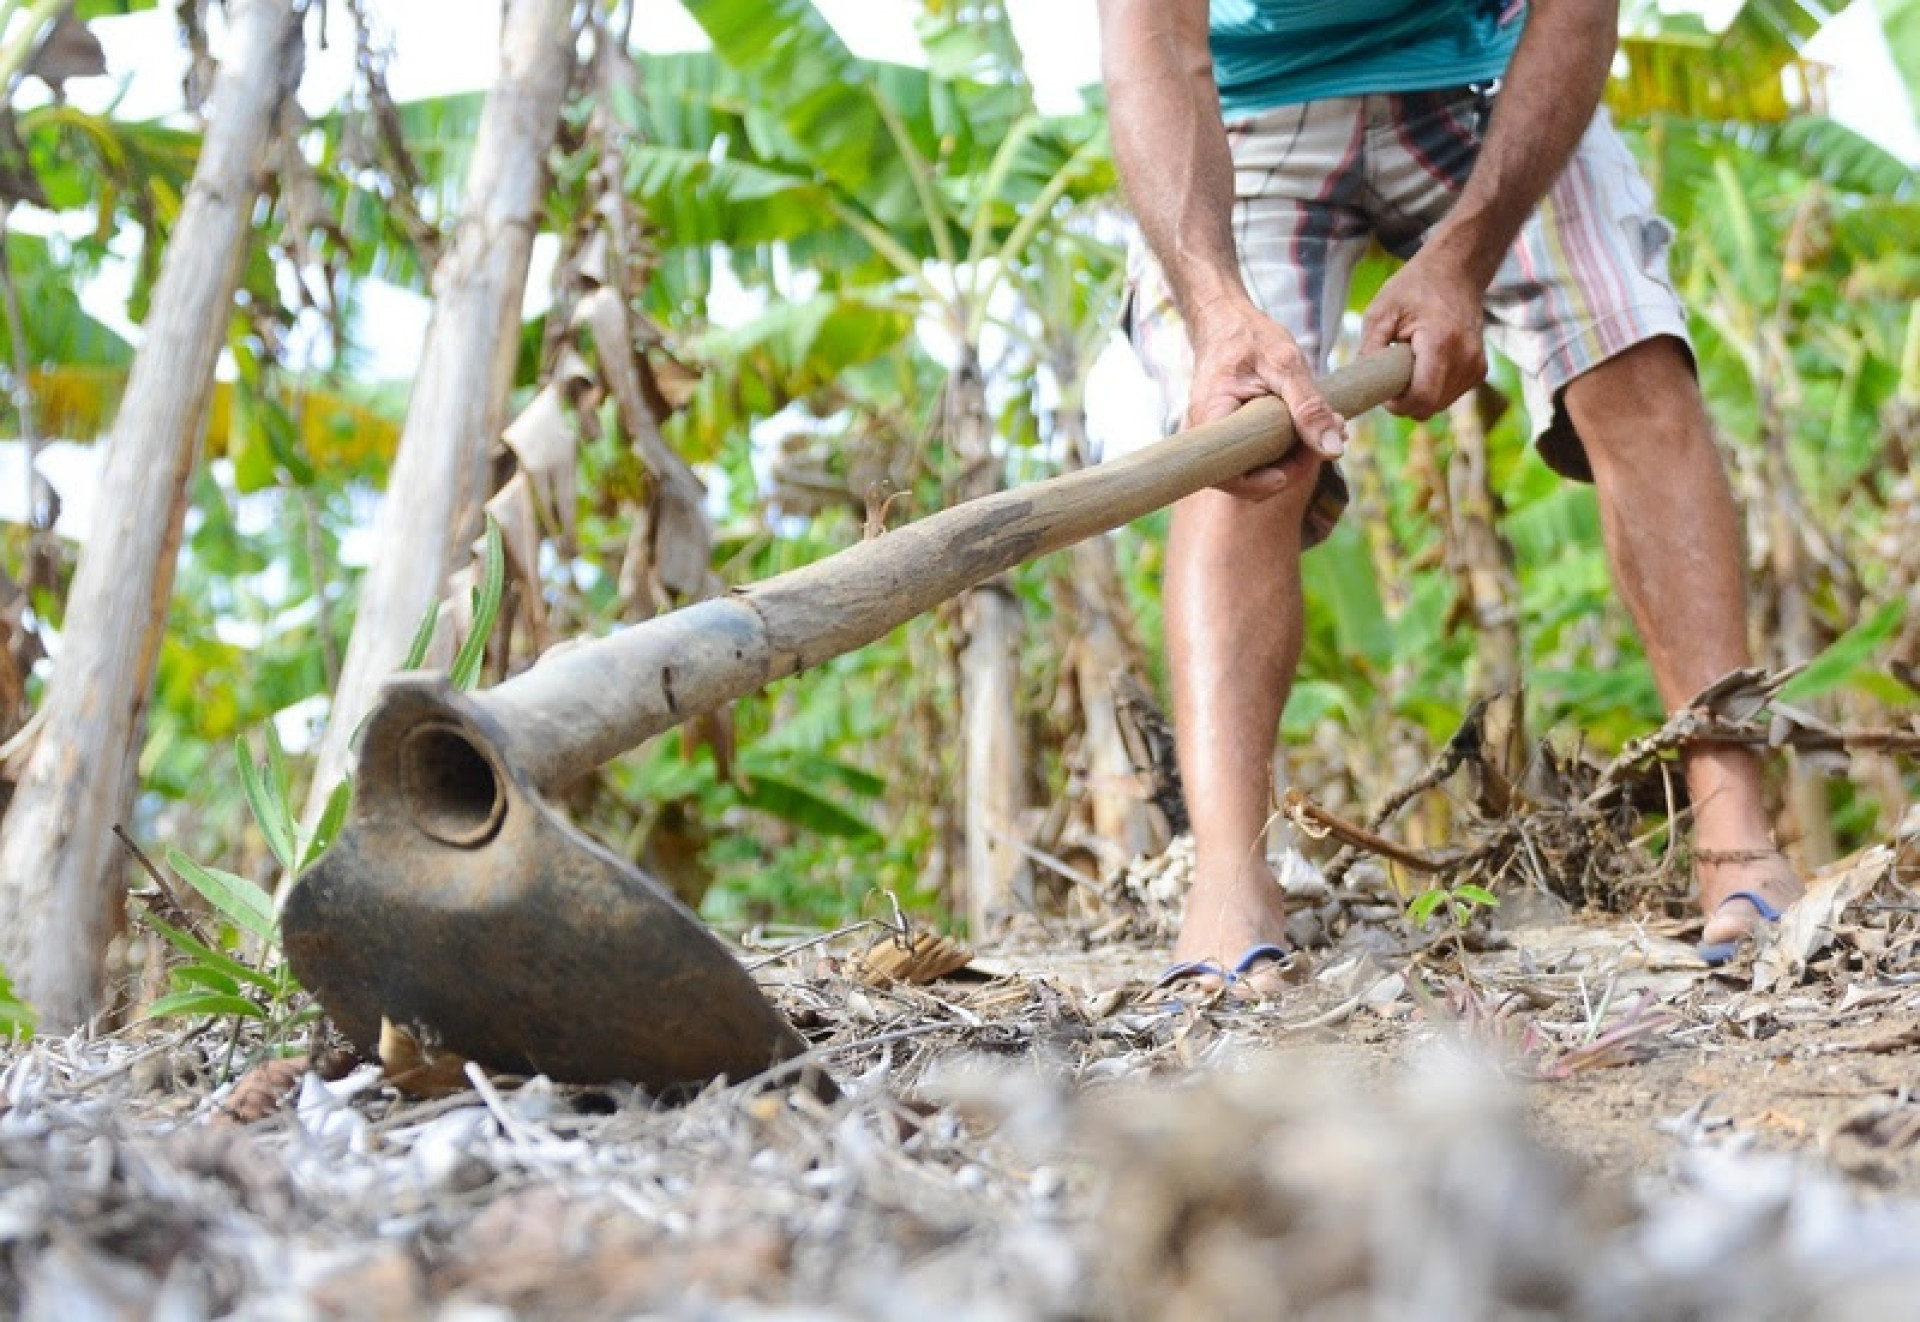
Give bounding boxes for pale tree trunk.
[0,0,304,1031]
[1055,378,1160,865]
[1444,389,1525,814]
[306,0,576,814]
[951,352,1028,934]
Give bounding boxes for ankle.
[1693,845,1783,866]
[1190,850,1278,894]
[1682,745,1769,829]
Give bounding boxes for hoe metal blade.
[282,679,809,1088]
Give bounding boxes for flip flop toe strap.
[1231,943,1292,976]
[1154,958,1230,989]
[1713,889,1785,923]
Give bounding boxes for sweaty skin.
[1097,0,1801,988]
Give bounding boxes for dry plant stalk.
[1287,667,1920,913]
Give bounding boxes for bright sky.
[4,0,1916,538]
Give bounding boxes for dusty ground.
[987,911,1920,1196]
[2,832,1918,1320]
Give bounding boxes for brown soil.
[990,906,1920,1196]
[3,879,1917,1319]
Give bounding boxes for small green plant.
[0,963,34,1041]
[142,726,328,1049]
[143,519,509,1057]
[1407,880,1500,931]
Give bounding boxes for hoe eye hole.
[399,723,506,848]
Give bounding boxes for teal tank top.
[1210,0,1527,117]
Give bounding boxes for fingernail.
[1321,429,1346,457]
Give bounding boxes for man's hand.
[1188,299,1348,502]
[1359,249,1488,418]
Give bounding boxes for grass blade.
[145,990,266,1022]
[299,777,353,872]
[449,516,505,691]
[0,966,33,1039]
[235,737,297,874]
[401,599,441,671]
[165,847,279,950]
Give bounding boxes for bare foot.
[1693,830,1805,951]
[1684,748,1805,954]
[1170,861,1292,998]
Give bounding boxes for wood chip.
[854,930,973,987]
[379,1019,472,1099]
[215,1056,307,1126]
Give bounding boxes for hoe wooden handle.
[477,344,1416,787]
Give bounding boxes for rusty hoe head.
[281,675,813,1092]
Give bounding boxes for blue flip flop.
[1152,958,1232,991]
[1147,944,1294,1004]
[1231,943,1292,978]
[1697,890,1785,966]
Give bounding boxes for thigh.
[1363,87,1492,256]
[1123,102,1370,547]
[1125,100,1372,427]
[1481,109,1693,480]
[1228,101,1373,370]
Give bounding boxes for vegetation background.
[0,0,1915,1036]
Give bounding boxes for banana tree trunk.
[306,0,576,816]
[1445,390,1525,813]
[1756,393,1836,865]
[951,352,1028,934]
[0,0,304,1031]
[1057,381,1159,863]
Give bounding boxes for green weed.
[142,518,509,1058]
[1408,880,1500,932]
[0,965,33,1041]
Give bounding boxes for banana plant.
[1607,0,1920,856]
[622,3,1112,931]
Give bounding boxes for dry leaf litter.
[4,671,1918,1319]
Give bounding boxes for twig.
[298,488,341,691]
[1282,789,1470,876]
[113,824,216,947]
[61,1023,211,1094]
[744,920,877,973]
[465,1061,563,1150]
[1658,761,1679,874]
[1279,990,1369,1033]
[1324,701,1484,885]
[1010,838,1104,894]
[734,1022,953,1097]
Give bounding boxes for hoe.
[281,346,1414,1090]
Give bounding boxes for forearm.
[1098,0,1247,324]
[1426,0,1619,288]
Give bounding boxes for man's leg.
[1164,470,1321,975]
[1560,337,1804,942]
[1120,97,1370,985]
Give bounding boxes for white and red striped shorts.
[1125,87,1691,546]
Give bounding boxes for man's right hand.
[1187,299,1349,502]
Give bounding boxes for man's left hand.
[1359,251,1488,418]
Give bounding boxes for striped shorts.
[1125,87,1691,546]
